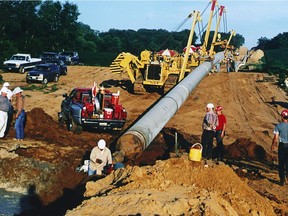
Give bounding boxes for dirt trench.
[2,107,276,214]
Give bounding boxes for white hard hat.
[13,87,23,95]
[97,139,106,149]
[3,82,10,87]
[206,103,214,109]
[1,87,9,94]
[7,90,13,100]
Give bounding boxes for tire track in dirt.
[227,73,256,137]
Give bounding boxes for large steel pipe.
[116,52,225,160]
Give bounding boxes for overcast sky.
[75,0,287,49]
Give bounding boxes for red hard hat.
[281,110,288,118]
[216,106,223,111]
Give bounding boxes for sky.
[74,0,287,49]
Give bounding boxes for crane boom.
[179,11,201,81]
[209,5,225,56]
[202,0,217,54]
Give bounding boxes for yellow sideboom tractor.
[110,0,234,94]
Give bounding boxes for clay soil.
[1,65,288,215]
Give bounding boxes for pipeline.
[114,52,225,162]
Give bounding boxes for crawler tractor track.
[163,75,178,94]
[133,75,146,95]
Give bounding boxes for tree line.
[0,1,286,66]
[257,33,288,50]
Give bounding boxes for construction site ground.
[0,65,288,215]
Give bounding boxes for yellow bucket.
[189,143,202,162]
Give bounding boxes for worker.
[88,139,113,176]
[0,87,10,138]
[214,106,226,163]
[3,82,13,136]
[201,103,218,167]
[271,109,288,186]
[13,87,25,141]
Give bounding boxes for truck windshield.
[61,52,73,56]
[11,56,25,60]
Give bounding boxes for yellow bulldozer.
[110,0,234,94]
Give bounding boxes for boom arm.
[202,0,217,54]
[209,5,225,56]
[179,11,201,81]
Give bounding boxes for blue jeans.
[88,166,96,176]
[215,130,224,160]
[15,110,25,139]
[201,130,215,160]
[278,144,288,181]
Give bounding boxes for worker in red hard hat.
[214,106,226,163]
[201,103,218,167]
[271,109,288,186]
[88,139,113,176]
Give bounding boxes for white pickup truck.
[2,53,42,73]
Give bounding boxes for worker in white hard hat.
[88,139,113,176]
[3,82,9,87]
[12,87,25,141]
[201,103,218,167]
[1,82,13,101]
[2,82,13,136]
[0,87,10,138]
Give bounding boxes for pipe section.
[116,52,224,160]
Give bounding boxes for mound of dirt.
[225,138,274,161]
[247,49,265,64]
[66,155,275,216]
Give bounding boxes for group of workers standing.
[0,82,25,141]
[200,102,288,186]
[201,103,226,167]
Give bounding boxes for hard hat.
[216,106,223,111]
[1,87,9,94]
[3,82,10,87]
[13,87,23,95]
[97,139,106,149]
[206,103,214,109]
[281,110,288,118]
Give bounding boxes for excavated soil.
[0,63,288,215]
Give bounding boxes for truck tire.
[67,114,82,133]
[63,69,67,75]
[42,77,48,85]
[19,67,25,74]
[54,74,59,82]
[58,111,66,125]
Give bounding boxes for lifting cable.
[167,1,212,48]
[172,13,191,32]
[223,11,228,33]
[155,12,192,50]
[197,6,219,42]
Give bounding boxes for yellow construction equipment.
[110,0,232,94]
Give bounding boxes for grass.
[22,84,58,94]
